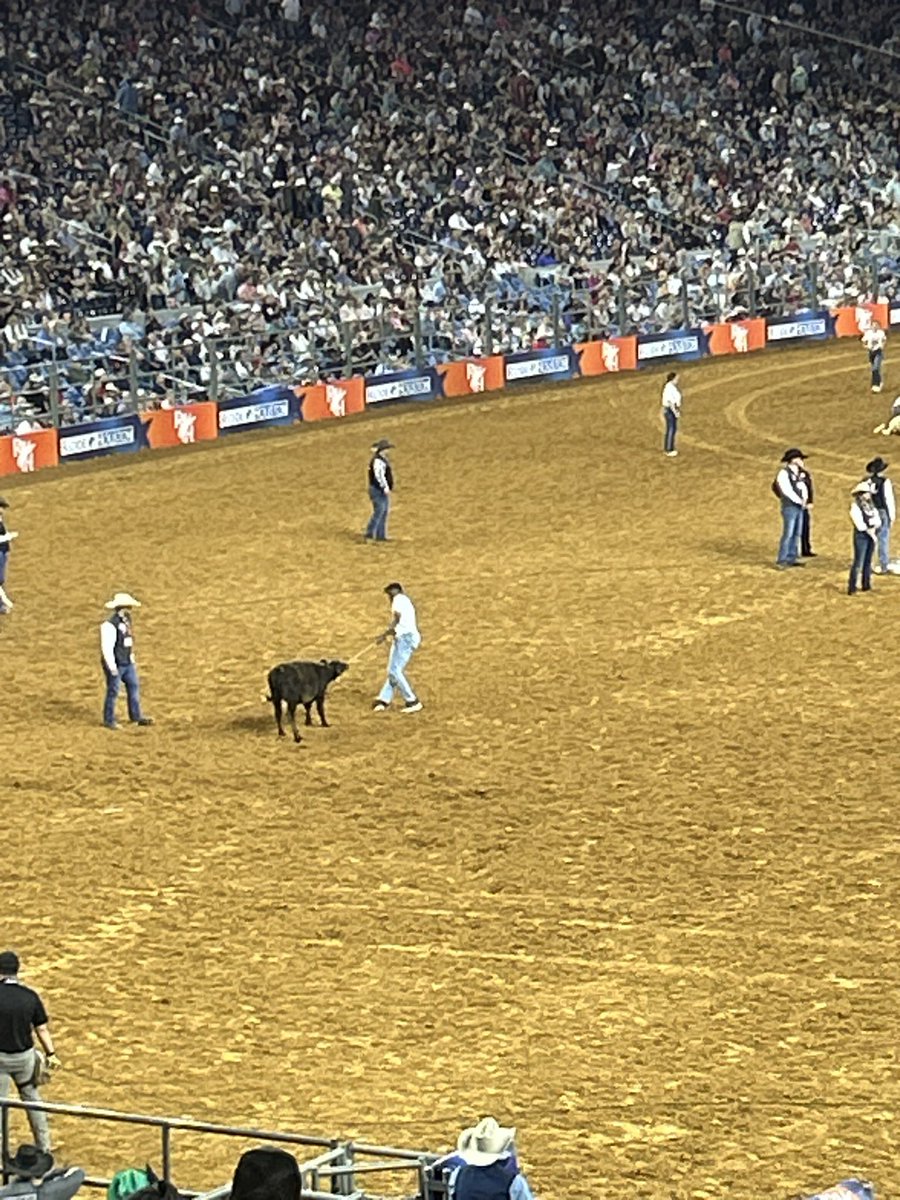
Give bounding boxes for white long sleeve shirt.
[661,380,682,413]
[862,328,887,353]
[850,498,882,533]
[775,465,806,505]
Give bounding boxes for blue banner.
[217,385,299,434]
[364,369,443,405]
[766,310,835,343]
[504,346,577,385]
[58,414,150,462]
[637,328,708,366]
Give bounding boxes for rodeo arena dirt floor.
[3,337,900,1200]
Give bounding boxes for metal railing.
[0,1097,440,1200]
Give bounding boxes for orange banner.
[142,402,218,449]
[436,356,505,398]
[705,318,766,355]
[296,378,365,421]
[574,336,638,376]
[832,303,890,338]
[0,428,60,476]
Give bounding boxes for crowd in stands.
[0,0,898,428]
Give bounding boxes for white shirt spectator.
[862,328,887,352]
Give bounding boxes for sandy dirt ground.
[2,339,899,1200]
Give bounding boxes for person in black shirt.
[364,438,395,543]
[0,951,60,1153]
[798,461,816,557]
[0,496,18,614]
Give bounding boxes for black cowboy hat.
[4,1145,54,1179]
[780,448,806,462]
[0,496,9,508]
[866,457,889,475]
[371,438,394,451]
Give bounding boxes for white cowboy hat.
[459,1117,516,1166]
[105,592,142,609]
[851,481,874,495]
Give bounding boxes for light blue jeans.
[877,513,891,570]
[777,502,803,565]
[377,633,420,704]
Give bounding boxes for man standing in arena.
[364,438,394,542]
[661,371,682,457]
[862,321,886,393]
[773,449,808,569]
[0,497,19,614]
[0,950,60,1154]
[798,457,816,558]
[372,582,423,713]
[100,592,154,730]
[865,457,895,574]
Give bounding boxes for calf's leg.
[315,694,329,727]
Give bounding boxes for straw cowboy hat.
[851,481,874,495]
[104,592,142,609]
[458,1117,516,1166]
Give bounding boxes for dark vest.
[368,453,394,490]
[0,515,8,553]
[454,1164,513,1200]
[869,474,888,513]
[105,611,135,667]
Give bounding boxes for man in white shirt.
[100,593,154,730]
[372,583,422,713]
[661,371,682,456]
[862,322,887,393]
[865,457,896,574]
[773,448,808,569]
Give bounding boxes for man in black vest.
[866,456,896,573]
[364,438,394,542]
[0,951,60,1154]
[100,592,154,730]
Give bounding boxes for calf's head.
[321,658,349,682]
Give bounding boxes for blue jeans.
[377,633,420,704]
[663,408,678,452]
[876,513,891,570]
[848,530,874,593]
[777,502,803,564]
[0,549,7,585]
[870,349,883,387]
[365,485,390,540]
[103,662,144,726]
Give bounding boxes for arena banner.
[0,428,60,476]
[58,413,150,462]
[890,302,900,328]
[636,328,709,366]
[574,336,638,376]
[503,346,578,385]
[142,402,218,449]
[705,318,766,355]
[364,368,442,406]
[217,384,299,434]
[436,356,505,397]
[295,377,366,421]
[766,311,835,343]
[832,303,890,337]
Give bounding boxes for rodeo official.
[0,950,61,1154]
[100,592,154,730]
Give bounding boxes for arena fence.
[0,1097,445,1200]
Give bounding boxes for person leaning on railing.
[0,1145,85,1200]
